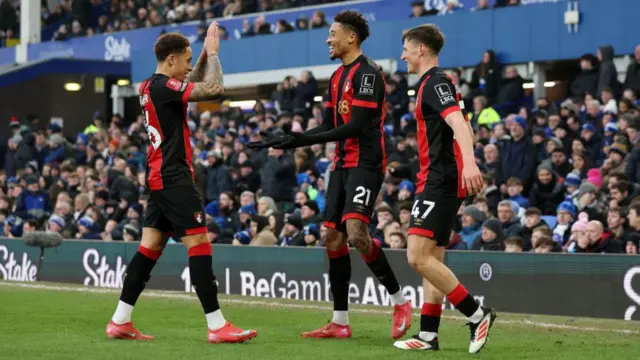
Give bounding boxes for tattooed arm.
[186,51,207,83]
[188,52,225,101]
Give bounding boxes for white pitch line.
[1,281,638,335]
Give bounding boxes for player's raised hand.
[204,21,220,55]
[462,162,484,195]
[247,131,289,149]
[272,132,307,149]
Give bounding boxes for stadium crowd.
[0,0,528,46]
[1,44,640,255]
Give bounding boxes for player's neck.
[155,65,172,78]
[416,58,439,78]
[341,49,362,66]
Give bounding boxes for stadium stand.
[1,0,639,256]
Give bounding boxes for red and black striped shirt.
[324,55,387,173]
[414,66,467,198]
[138,74,195,191]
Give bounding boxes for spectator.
[13,175,49,219]
[310,11,328,29]
[498,116,535,190]
[497,200,525,239]
[302,223,321,247]
[409,1,437,17]
[503,236,524,252]
[506,177,529,209]
[624,45,640,95]
[472,0,491,11]
[528,164,564,216]
[206,150,233,204]
[470,50,502,104]
[471,218,505,251]
[468,95,500,129]
[534,236,555,253]
[387,232,407,249]
[597,45,621,96]
[301,200,322,225]
[626,235,639,255]
[554,201,576,245]
[250,215,277,246]
[260,146,297,209]
[495,66,525,115]
[587,220,621,253]
[571,54,599,98]
[521,207,544,251]
[607,207,629,243]
[439,0,460,15]
[279,214,305,246]
[458,205,485,248]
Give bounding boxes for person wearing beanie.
[123,222,141,242]
[44,134,67,165]
[301,200,322,225]
[458,205,486,248]
[553,201,577,246]
[564,173,582,198]
[302,223,321,247]
[602,142,628,185]
[580,121,602,166]
[238,204,257,231]
[576,180,606,224]
[48,215,66,233]
[76,216,100,240]
[625,233,640,255]
[278,214,305,247]
[471,218,505,251]
[397,180,415,201]
[528,164,565,216]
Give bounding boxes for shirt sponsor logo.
[358,74,375,95]
[435,83,456,105]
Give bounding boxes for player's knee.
[347,234,370,252]
[407,249,432,272]
[325,228,347,250]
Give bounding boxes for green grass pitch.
[1,281,639,360]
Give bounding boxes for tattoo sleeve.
[186,54,207,83]
[188,53,225,101]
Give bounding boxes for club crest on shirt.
[194,212,204,224]
[166,78,187,92]
[343,79,351,93]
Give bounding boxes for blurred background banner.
[2,238,639,321]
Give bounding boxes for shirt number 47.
[412,200,436,219]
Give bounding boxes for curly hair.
[334,11,370,44]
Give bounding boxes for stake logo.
[0,245,37,282]
[83,249,126,288]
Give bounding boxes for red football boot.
[392,302,413,339]
[301,322,352,339]
[106,321,154,340]
[207,322,258,344]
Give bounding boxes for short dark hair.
[525,207,542,217]
[609,172,628,182]
[154,33,190,62]
[612,180,630,194]
[535,235,555,248]
[504,236,524,249]
[402,24,445,55]
[334,11,370,44]
[629,203,640,216]
[533,225,552,237]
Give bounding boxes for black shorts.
[408,188,463,247]
[143,185,207,238]
[323,167,383,233]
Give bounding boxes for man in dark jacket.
[14,131,36,171]
[495,66,524,115]
[624,45,640,95]
[14,175,50,219]
[260,147,297,205]
[279,214,305,246]
[597,45,621,96]
[205,150,233,204]
[571,54,599,97]
[292,71,318,117]
[471,218,505,251]
[498,116,536,191]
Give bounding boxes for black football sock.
[420,303,442,340]
[447,283,482,320]
[188,243,221,314]
[119,246,161,306]
[361,241,402,297]
[328,246,351,312]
